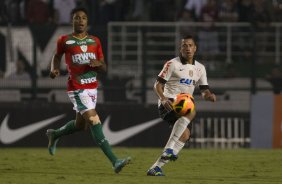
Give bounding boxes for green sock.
[54,120,79,139]
[90,123,117,165]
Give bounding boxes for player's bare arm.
[154,80,173,111]
[201,89,216,102]
[89,59,107,72]
[50,54,63,79]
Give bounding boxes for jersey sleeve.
[197,65,208,86]
[158,61,174,81]
[95,37,104,60]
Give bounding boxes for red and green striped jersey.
[56,33,104,91]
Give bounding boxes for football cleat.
[147,166,165,176]
[113,156,131,173]
[46,129,59,156]
[161,148,178,161]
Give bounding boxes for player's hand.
[202,89,216,102]
[161,98,173,111]
[205,93,216,102]
[89,59,103,68]
[49,69,60,79]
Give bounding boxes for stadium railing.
[107,22,282,79]
[190,113,250,148]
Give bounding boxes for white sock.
[151,140,185,169]
[151,157,168,169]
[164,116,190,149]
[150,117,190,169]
[174,139,185,154]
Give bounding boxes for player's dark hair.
[183,35,194,40]
[71,7,88,18]
[182,35,197,46]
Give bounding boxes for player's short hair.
[71,7,89,18]
[182,35,197,45]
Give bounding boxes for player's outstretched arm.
[201,89,216,102]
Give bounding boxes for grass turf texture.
[0,148,281,184]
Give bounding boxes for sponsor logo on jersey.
[180,78,193,85]
[76,40,87,45]
[66,40,76,45]
[77,71,97,84]
[81,77,96,84]
[80,45,87,52]
[72,53,96,64]
[86,38,95,43]
[66,39,95,46]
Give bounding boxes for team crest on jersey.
[189,70,193,77]
[80,45,88,52]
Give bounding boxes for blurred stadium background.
[0,0,282,149]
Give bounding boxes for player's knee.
[186,109,196,120]
[88,115,101,125]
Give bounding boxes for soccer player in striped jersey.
[46,7,130,173]
[147,35,216,176]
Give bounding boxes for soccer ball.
[172,93,195,116]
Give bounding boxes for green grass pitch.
[0,148,281,184]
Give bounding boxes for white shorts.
[68,89,98,114]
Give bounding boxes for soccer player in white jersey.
[147,35,216,176]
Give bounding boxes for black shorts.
[158,103,193,131]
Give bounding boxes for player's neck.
[72,32,88,39]
[180,55,194,65]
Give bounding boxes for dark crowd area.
[0,0,282,26]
